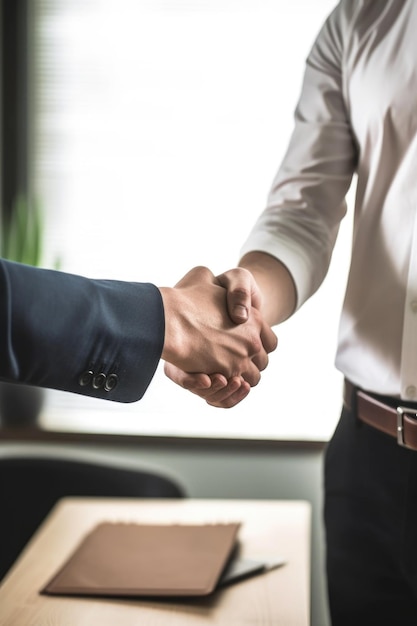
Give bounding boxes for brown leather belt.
[344,380,417,451]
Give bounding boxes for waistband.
[344,379,417,451]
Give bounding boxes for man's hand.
[159,266,277,390]
[216,267,263,323]
[163,364,252,408]
[162,266,276,407]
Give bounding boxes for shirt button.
[410,300,417,313]
[92,373,107,389]
[406,385,417,399]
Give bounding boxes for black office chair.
[0,454,186,580]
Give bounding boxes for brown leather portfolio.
[42,521,241,597]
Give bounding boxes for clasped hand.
[160,266,276,408]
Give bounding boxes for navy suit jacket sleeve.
[0,260,165,402]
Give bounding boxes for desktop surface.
[0,497,311,626]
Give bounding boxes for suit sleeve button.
[78,370,94,387]
[104,373,118,392]
[92,373,107,389]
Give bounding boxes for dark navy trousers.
[324,405,417,625]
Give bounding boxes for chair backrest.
[0,455,186,581]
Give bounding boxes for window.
[30,0,349,441]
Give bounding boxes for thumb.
[217,267,262,325]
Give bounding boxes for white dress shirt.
[240,0,417,400]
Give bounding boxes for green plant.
[1,195,44,266]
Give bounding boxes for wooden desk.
[0,498,311,626]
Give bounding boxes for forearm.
[239,251,297,327]
[0,260,164,402]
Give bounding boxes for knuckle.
[196,265,212,279]
[257,355,269,372]
[244,370,260,387]
[232,286,250,300]
[250,336,263,355]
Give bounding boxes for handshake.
[159,266,278,408]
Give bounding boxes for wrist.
[158,286,187,368]
[239,252,296,325]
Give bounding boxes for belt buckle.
[397,406,417,448]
